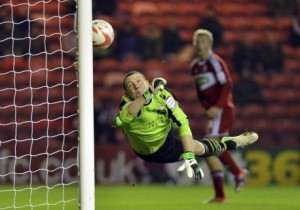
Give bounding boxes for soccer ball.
[92,20,114,49]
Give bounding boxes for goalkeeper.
[115,71,258,180]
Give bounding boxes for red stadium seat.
[252,74,269,88]
[176,16,199,30]
[221,17,254,31]
[252,17,276,30]
[265,104,287,120]
[1,56,28,72]
[178,29,194,43]
[239,104,265,119]
[242,3,268,16]
[276,89,299,104]
[273,119,299,134]
[142,59,169,79]
[276,17,292,31]
[157,2,178,17]
[255,118,274,133]
[94,59,119,73]
[262,88,299,104]
[131,1,158,16]
[0,72,14,88]
[214,3,245,17]
[269,74,292,90]
[143,59,169,72]
[291,74,300,89]
[284,58,300,73]
[176,2,206,17]
[261,89,280,104]
[172,85,197,103]
[223,30,243,44]
[120,58,142,73]
[117,2,133,15]
[102,72,124,88]
[283,45,299,60]
[131,14,158,28]
[233,118,249,133]
[168,60,189,73]
[94,88,112,101]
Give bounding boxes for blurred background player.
[189,29,247,203]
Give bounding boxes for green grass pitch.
[0,184,299,210]
[97,185,299,210]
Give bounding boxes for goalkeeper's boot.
[221,132,258,148]
[234,168,248,193]
[204,196,227,204]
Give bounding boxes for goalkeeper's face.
[194,35,212,60]
[124,72,150,100]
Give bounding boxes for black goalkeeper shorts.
[135,127,184,163]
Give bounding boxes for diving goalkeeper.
[115,70,258,180]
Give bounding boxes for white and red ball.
[92,20,114,49]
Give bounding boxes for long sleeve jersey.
[118,89,192,155]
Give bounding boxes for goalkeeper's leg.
[178,132,258,177]
[196,132,259,156]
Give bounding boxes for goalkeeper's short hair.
[193,29,214,46]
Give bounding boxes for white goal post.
[77,0,95,209]
[0,0,95,209]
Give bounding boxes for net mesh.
[0,0,78,209]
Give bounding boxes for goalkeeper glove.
[144,77,166,102]
[177,152,204,180]
[151,77,167,92]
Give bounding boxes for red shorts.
[205,106,235,138]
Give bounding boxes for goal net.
[0,0,79,209]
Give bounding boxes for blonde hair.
[192,29,214,46]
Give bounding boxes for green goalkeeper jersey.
[118,89,192,155]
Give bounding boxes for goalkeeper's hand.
[151,77,167,94]
[177,152,204,180]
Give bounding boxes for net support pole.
[77,0,95,209]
